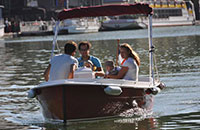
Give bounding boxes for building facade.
[0,0,198,21]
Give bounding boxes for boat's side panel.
[36,84,150,121]
[102,21,144,30]
[36,86,63,119]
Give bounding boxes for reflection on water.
[158,112,200,129]
[31,117,158,130]
[0,26,200,129]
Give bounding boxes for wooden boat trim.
[36,78,160,90]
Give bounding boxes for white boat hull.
[58,18,100,34]
[101,19,146,30]
[67,26,99,34]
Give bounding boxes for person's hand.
[104,74,111,79]
[94,72,97,77]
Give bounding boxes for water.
[0,25,200,129]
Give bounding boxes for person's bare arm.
[95,71,105,77]
[94,66,105,77]
[44,64,51,81]
[68,64,76,79]
[106,66,128,79]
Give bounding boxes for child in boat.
[104,60,121,78]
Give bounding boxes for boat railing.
[38,77,157,89]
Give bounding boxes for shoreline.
[2,22,200,38]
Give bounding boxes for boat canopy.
[58,3,153,21]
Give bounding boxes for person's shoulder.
[50,54,63,63]
[122,58,133,66]
[126,57,138,67]
[54,54,63,57]
[90,55,101,63]
[67,55,78,65]
[90,55,102,67]
[77,56,82,61]
[69,55,78,61]
[127,57,134,61]
[61,54,76,61]
[126,57,135,63]
[77,56,82,60]
[52,54,63,59]
[90,55,100,60]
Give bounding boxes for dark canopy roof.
[58,3,152,21]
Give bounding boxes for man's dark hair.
[78,41,91,50]
[64,41,77,55]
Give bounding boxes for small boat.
[58,17,100,34]
[101,15,147,31]
[28,3,165,123]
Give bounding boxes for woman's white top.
[122,57,139,81]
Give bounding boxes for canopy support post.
[51,21,60,60]
[148,14,155,86]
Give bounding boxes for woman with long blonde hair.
[106,43,140,81]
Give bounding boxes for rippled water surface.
[0,26,200,129]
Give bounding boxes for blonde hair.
[120,43,140,66]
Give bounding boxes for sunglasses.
[80,49,89,51]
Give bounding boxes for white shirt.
[122,57,139,81]
[49,54,78,81]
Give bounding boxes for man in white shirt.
[44,41,78,81]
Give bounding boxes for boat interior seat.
[74,67,95,79]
